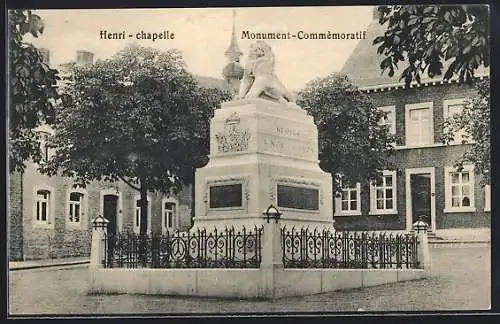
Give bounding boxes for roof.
[224,27,243,59]
[194,75,232,91]
[339,19,489,89]
[224,10,243,60]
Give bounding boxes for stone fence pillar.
[90,215,109,270]
[412,219,431,271]
[260,205,284,299]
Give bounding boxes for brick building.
[8,48,232,261]
[333,8,490,240]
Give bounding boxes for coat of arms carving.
[215,112,251,153]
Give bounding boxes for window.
[444,165,475,212]
[67,189,87,227]
[162,198,178,233]
[36,190,50,222]
[484,185,490,212]
[134,196,151,234]
[33,187,54,227]
[379,105,396,135]
[405,102,433,146]
[69,192,83,223]
[37,131,51,162]
[370,171,397,215]
[443,98,469,145]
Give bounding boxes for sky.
[28,6,375,91]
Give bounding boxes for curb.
[429,241,490,248]
[9,260,90,271]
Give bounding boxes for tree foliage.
[441,78,490,184]
[373,5,490,184]
[176,86,232,227]
[8,9,60,173]
[373,5,489,84]
[297,74,397,191]
[40,44,230,234]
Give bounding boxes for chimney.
[39,48,50,65]
[373,6,382,20]
[76,50,94,66]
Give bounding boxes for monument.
[192,41,334,230]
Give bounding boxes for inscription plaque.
[209,184,243,208]
[277,184,319,210]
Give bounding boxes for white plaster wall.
[89,268,262,298]
[89,267,426,298]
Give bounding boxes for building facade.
[8,48,231,261]
[9,159,194,261]
[333,8,490,240]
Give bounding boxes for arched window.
[36,190,50,221]
[37,131,51,162]
[162,198,178,233]
[66,188,88,228]
[133,196,151,234]
[35,189,51,223]
[68,192,84,223]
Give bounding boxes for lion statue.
[235,41,295,103]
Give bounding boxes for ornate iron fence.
[281,227,419,269]
[104,226,263,269]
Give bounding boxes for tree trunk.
[139,178,148,267]
[190,179,195,229]
[139,182,148,235]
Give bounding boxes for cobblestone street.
[9,246,490,315]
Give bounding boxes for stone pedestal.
[412,220,431,271]
[192,98,333,231]
[260,219,283,298]
[89,216,109,270]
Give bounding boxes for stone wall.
[17,161,193,260]
[8,172,24,261]
[22,162,93,260]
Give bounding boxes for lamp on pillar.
[263,204,282,223]
[92,215,109,230]
[413,215,429,233]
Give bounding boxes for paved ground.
[8,246,490,315]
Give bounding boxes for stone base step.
[427,231,445,242]
[429,241,490,248]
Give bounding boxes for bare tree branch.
[118,174,140,191]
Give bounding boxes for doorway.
[103,194,118,235]
[410,174,431,225]
[405,168,436,231]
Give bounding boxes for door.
[103,195,118,235]
[410,174,432,226]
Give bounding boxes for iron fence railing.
[281,227,420,269]
[104,226,263,269]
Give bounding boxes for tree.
[40,44,229,239]
[297,73,397,191]
[373,5,489,84]
[373,5,490,183]
[176,86,232,227]
[441,79,490,184]
[8,9,60,173]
